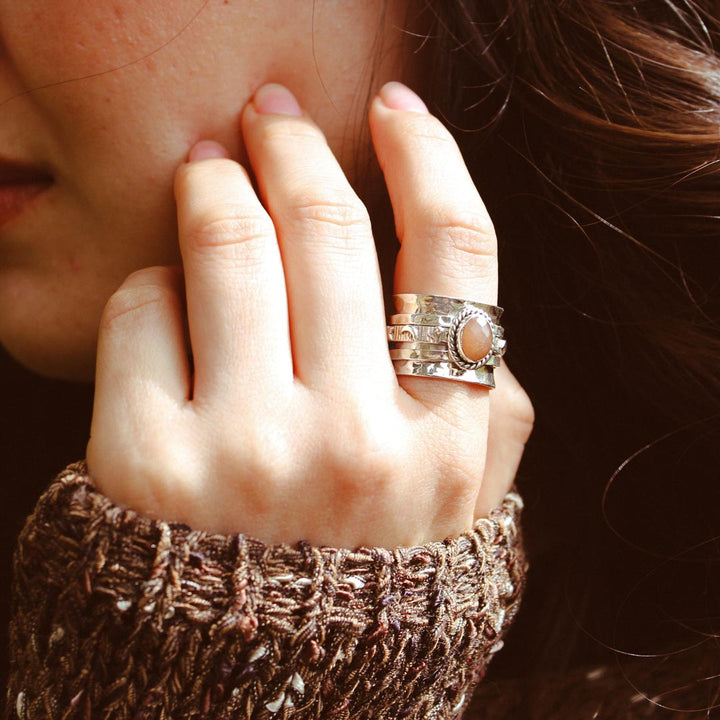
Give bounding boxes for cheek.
[0,0,407,381]
[4,0,204,88]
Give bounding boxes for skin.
[0,0,405,379]
[0,0,534,546]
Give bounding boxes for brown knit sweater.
[6,462,527,720]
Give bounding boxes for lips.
[0,158,53,228]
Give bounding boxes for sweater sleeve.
[7,461,527,720]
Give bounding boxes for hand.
[86,82,533,548]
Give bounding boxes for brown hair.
[409,0,720,700]
[419,0,720,406]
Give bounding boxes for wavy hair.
[419,0,720,404]
[411,0,720,706]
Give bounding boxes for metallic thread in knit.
[7,462,526,720]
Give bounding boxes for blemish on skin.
[68,257,82,272]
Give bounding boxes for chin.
[0,272,101,382]
[1,332,96,383]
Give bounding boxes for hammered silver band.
[388,293,506,388]
[392,294,503,322]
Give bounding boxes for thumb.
[474,363,534,517]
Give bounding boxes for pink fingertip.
[188,140,230,162]
[253,84,303,117]
[378,82,429,114]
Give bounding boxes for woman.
[2,1,718,717]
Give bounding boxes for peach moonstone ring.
[387,294,506,388]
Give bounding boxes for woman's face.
[0,0,409,380]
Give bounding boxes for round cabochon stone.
[460,314,493,362]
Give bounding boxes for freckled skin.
[0,0,409,379]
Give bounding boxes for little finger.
[475,364,534,517]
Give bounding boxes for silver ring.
[391,360,497,386]
[388,319,505,353]
[393,293,503,323]
[388,293,506,388]
[388,344,502,367]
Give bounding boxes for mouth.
[0,158,54,229]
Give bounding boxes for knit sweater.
[6,462,527,720]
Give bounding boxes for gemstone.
[459,314,493,362]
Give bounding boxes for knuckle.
[289,196,371,248]
[186,209,273,251]
[123,265,180,288]
[442,442,482,486]
[507,385,535,444]
[88,428,192,511]
[437,458,480,505]
[258,121,323,148]
[101,282,174,330]
[430,209,497,260]
[215,420,293,482]
[401,113,456,149]
[321,411,402,493]
[126,434,184,483]
[434,452,485,516]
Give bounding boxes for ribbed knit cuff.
[8,461,526,720]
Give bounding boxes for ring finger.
[369,82,498,410]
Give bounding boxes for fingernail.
[378,82,428,113]
[253,83,303,117]
[188,140,229,162]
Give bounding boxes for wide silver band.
[393,294,503,323]
[388,293,506,388]
[389,346,502,367]
[391,360,497,385]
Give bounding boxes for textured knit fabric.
[7,462,526,720]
